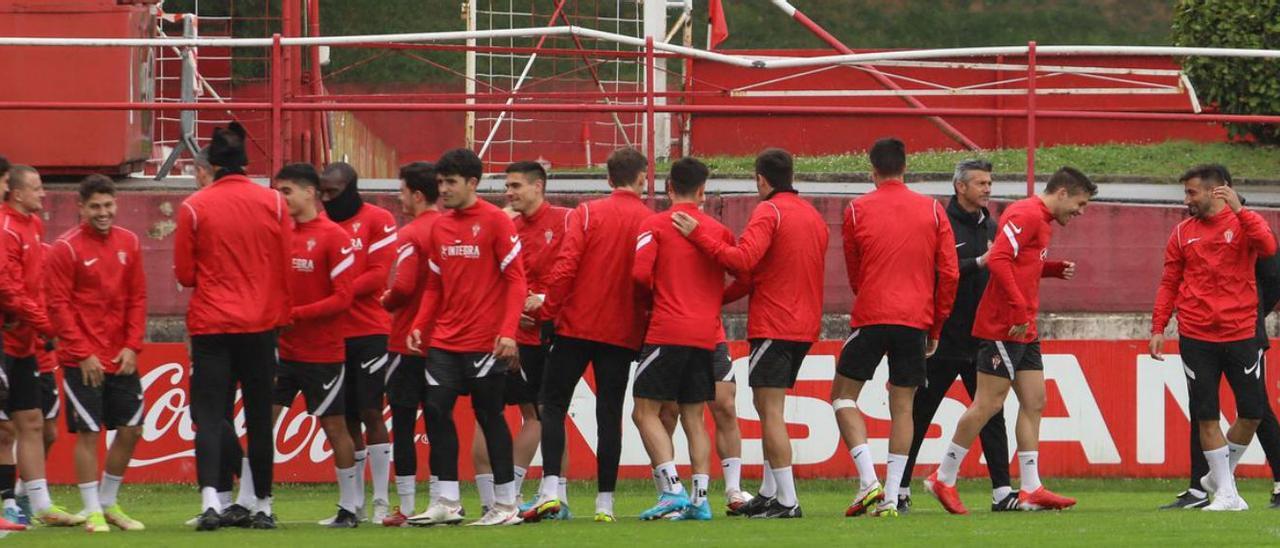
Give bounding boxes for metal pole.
[271,33,283,176]
[1026,41,1036,198]
[154,14,201,180]
[646,36,656,205]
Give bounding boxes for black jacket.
[1255,239,1280,350]
[935,196,996,360]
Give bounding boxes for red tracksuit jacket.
[2,204,55,358]
[280,215,356,363]
[515,201,570,346]
[686,191,828,342]
[383,210,442,355]
[174,174,291,335]
[633,203,735,351]
[1152,206,1278,342]
[412,199,527,353]
[540,189,650,350]
[333,203,397,338]
[972,197,1069,342]
[45,225,146,374]
[842,180,959,339]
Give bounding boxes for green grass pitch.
[6,479,1280,546]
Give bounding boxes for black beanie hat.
[207,121,248,169]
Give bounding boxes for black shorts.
[62,367,144,433]
[632,344,715,404]
[837,325,927,388]
[39,371,60,420]
[747,339,811,389]
[506,343,548,406]
[712,342,734,384]
[385,353,428,409]
[273,360,346,417]
[425,348,512,394]
[1179,336,1268,421]
[344,335,389,414]
[976,339,1044,380]
[3,355,41,415]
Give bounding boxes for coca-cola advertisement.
[40,340,1280,484]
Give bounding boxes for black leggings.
[190,331,278,499]
[424,375,512,484]
[537,336,635,493]
[391,405,419,477]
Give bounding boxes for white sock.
[14,482,23,497]
[884,453,907,505]
[851,444,878,489]
[1018,451,1042,493]
[256,497,272,516]
[651,469,665,495]
[1272,481,1280,496]
[900,486,911,499]
[337,465,359,513]
[655,461,684,495]
[369,443,392,502]
[236,457,256,508]
[759,461,777,498]
[439,480,461,502]
[79,481,102,513]
[595,491,614,514]
[476,473,496,509]
[2,500,14,510]
[25,479,51,513]
[494,481,516,506]
[691,474,710,506]
[721,457,742,494]
[218,491,232,508]
[99,472,123,508]
[937,442,968,486]
[1205,446,1237,497]
[429,475,440,501]
[396,475,417,514]
[558,476,569,503]
[513,466,528,498]
[1188,487,1207,499]
[1227,441,1248,473]
[772,466,798,507]
[353,449,368,508]
[539,475,560,500]
[201,486,221,513]
[993,485,1013,503]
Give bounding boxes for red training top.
[280,215,356,363]
[45,225,147,374]
[633,203,736,350]
[514,201,571,346]
[383,209,442,355]
[842,180,959,339]
[1152,206,1278,342]
[174,174,291,336]
[540,189,650,350]
[412,199,527,354]
[972,197,1069,342]
[2,204,54,358]
[686,191,828,342]
[333,203,397,338]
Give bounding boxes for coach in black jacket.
[899,160,1016,512]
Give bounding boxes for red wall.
[689,50,1227,156]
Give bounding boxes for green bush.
[1172,0,1280,144]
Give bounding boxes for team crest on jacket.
[472,223,481,237]
[307,238,317,252]
[353,221,362,233]
[545,229,554,244]
[118,250,128,265]
[1224,229,1234,244]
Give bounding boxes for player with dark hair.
[406,148,527,527]
[836,137,959,518]
[672,147,828,519]
[46,174,148,533]
[270,163,360,527]
[1150,164,1278,511]
[319,161,398,523]
[898,159,1017,514]
[379,162,442,527]
[470,161,570,515]
[521,147,652,523]
[928,167,1096,514]
[175,122,291,531]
